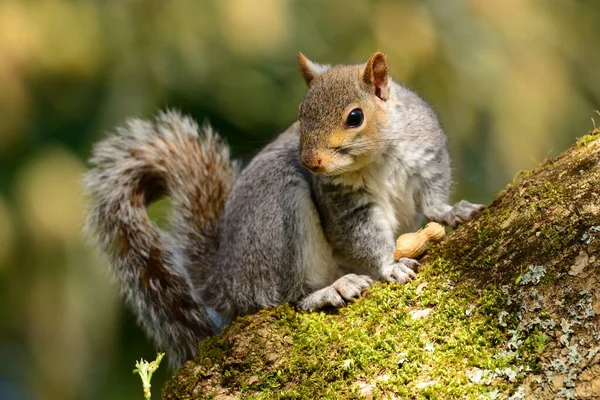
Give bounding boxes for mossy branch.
[164,128,600,399]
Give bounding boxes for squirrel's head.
[297,52,391,176]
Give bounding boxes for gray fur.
[84,60,483,368]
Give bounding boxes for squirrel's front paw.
[380,258,419,283]
[433,200,485,228]
[298,274,373,311]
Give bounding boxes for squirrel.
[84,52,484,368]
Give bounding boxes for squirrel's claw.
[380,259,419,283]
[297,274,373,311]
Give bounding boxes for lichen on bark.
[163,129,600,400]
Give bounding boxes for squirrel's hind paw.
[298,274,373,311]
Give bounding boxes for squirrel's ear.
[362,52,390,100]
[298,52,329,86]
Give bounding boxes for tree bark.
[164,130,600,400]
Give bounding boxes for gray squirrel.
[84,52,484,368]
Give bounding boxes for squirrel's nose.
[301,152,326,173]
[311,158,323,172]
[305,160,322,173]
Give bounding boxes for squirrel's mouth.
[301,160,348,176]
[307,165,355,177]
[300,149,359,176]
[303,163,328,174]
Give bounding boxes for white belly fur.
[297,189,340,291]
[356,157,420,244]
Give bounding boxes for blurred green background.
[0,0,599,399]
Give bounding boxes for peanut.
[393,222,445,260]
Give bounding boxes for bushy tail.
[84,110,238,367]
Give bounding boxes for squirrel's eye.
[346,108,364,128]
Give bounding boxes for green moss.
[505,169,533,189]
[576,131,600,147]
[165,257,529,399]
[530,331,549,355]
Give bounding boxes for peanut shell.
[393,222,445,260]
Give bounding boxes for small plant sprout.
[133,352,165,400]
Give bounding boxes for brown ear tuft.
[298,52,329,86]
[362,52,390,100]
[298,52,315,85]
